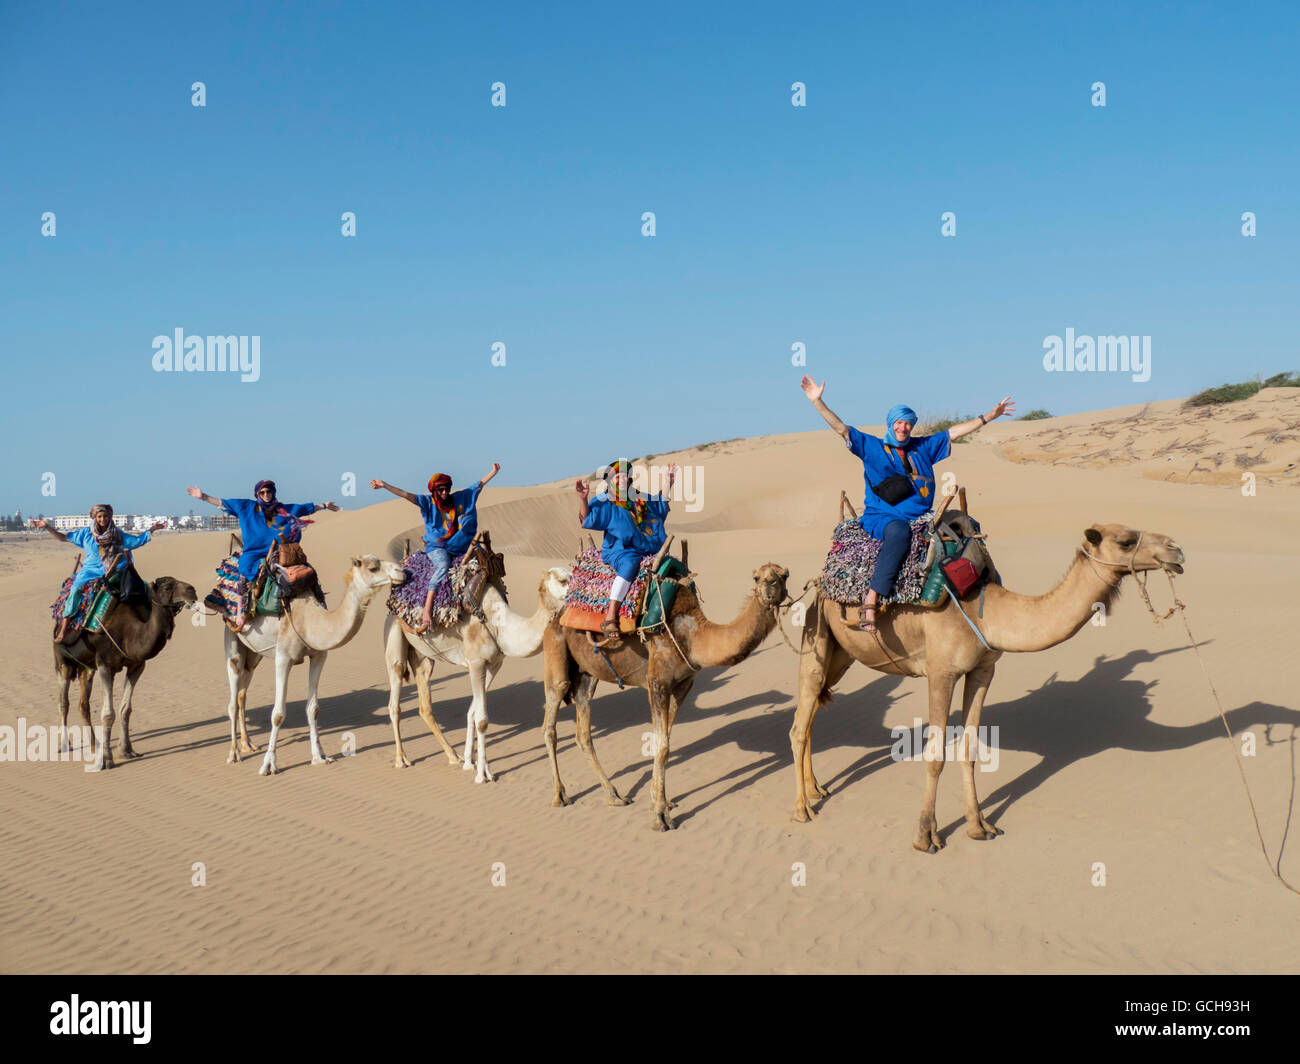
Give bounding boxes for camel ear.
[1083,527,1103,547]
[350,556,361,568]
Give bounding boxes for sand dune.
[2,398,1297,974]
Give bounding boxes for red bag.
[942,557,981,597]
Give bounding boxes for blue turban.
[884,404,918,446]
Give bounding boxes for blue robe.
[582,491,670,580]
[417,482,483,556]
[65,527,152,611]
[847,425,951,539]
[222,498,318,579]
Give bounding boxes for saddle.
[386,530,506,633]
[251,535,324,617]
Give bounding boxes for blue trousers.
[426,548,451,594]
[868,519,912,597]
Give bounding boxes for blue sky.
[2,1,1296,515]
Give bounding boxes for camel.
[790,521,1187,852]
[383,566,571,782]
[53,576,199,771]
[542,562,791,830]
[225,555,407,775]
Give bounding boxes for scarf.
[605,460,650,533]
[253,480,313,540]
[90,504,126,574]
[428,473,459,538]
[884,404,918,447]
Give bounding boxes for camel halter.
[1086,531,1299,898]
[1080,529,1178,622]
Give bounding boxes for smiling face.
[92,510,113,533]
[609,468,631,497]
[892,419,914,444]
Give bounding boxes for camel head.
[752,563,791,608]
[346,555,408,598]
[538,566,571,613]
[1082,524,1185,575]
[150,576,199,612]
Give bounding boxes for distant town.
[2,511,239,533]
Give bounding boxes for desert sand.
[2,390,1298,974]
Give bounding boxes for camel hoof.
[462,762,474,772]
[226,750,240,764]
[311,754,335,766]
[87,759,109,773]
[812,782,830,799]
[791,805,813,824]
[258,762,277,776]
[552,790,572,807]
[928,844,939,854]
[651,812,675,832]
[120,747,141,760]
[443,753,459,766]
[606,794,630,807]
[239,741,259,755]
[394,757,412,769]
[967,823,1001,841]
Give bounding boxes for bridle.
[1080,529,1179,621]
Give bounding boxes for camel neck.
[978,551,1123,653]
[679,591,777,669]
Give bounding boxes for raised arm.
[800,377,851,441]
[187,485,223,509]
[32,518,68,543]
[947,396,1016,441]
[369,479,420,506]
[479,462,501,487]
[574,479,590,523]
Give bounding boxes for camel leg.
[790,600,839,822]
[914,671,961,853]
[259,652,292,776]
[76,667,96,755]
[88,664,116,772]
[661,677,695,810]
[648,678,674,831]
[958,663,1001,840]
[542,649,574,807]
[464,657,500,784]
[55,663,71,754]
[236,652,259,754]
[118,662,145,759]
[305,652,334,766]
[802,642,853,803]
[414,655,458,765]
[225,631,255,762]
[572,673,627,806]
[384,621,413,769]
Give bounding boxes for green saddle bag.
[254,574,283,616]
[638,555,693,633]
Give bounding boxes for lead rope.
[1154,570,1300,898]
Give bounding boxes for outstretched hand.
[186,485,202,499]
[322,501,340,512]
[150,520,168,532]
[368,479,385,490]
[991,395,1016,420]
[574,479,589,499]
[800,376,825,402]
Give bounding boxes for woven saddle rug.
[50,575,108,631]
[204,555,246,624]
[562,547,654,626]
[820,516,932,605]
[386,551,482,630]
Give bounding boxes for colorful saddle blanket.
[561,547,655,633]
[50,576,113,633]
[204,555,249,627]
[820,516,932,605]
[386,551,480,631]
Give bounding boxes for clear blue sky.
[2,1,1296,515]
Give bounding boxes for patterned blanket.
[562,547,654,626]
[386,551,481,630]
[50,575,108,631]
[204,555,247,626]
[820,516,932,605]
